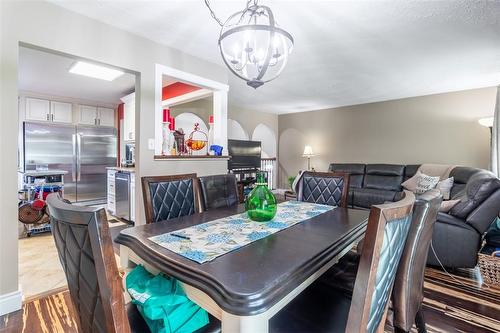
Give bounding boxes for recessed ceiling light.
[69,61,124,81]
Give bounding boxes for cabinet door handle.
[46,114,50,121]
[51,114,55,121]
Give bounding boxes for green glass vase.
[245,172,277,222]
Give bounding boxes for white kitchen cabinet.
[78,105,115,127]
[107,169,117,215]
[50,101,73,123]
[130,173,135,222]
[98,107,115,127]
[121,92,135,141]
[78,105,98,125]
[26,98,50,121]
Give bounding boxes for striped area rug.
[1,268,499,333]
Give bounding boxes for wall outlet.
[148,138,155,151]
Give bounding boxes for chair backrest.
[346,190,415,333]
[392,189,442,332]
[47,193,130,333]
[141,173,201,224]
[297,171,350,207]
[199,174,239,211]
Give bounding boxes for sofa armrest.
[428,213,481,268]
[466,189,500,234]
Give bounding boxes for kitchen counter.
[20,170,69,176]
[106,167,135,173]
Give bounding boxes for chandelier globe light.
[205,0,294,89]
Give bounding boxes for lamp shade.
[302,145,315,157]
[478,117,494,128]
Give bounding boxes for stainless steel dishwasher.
[115,172,130,220]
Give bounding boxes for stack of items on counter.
[161,109,223,156]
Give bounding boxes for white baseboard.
[0,289,22,316]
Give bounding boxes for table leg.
[222,311,268,333]
[120,244,132,269]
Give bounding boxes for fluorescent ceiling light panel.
[69,61,124,81]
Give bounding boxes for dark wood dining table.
[116,204,369,333]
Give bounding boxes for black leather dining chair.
[47,193,149,333]
[141,173,202,224]
[319,189,442,333]
[47,193,221,333]
[296,171,350,207]
[270,190,415,333]
[198,174,239,211]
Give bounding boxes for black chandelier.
[204,0,294,89]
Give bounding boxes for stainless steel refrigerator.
[24,122,117,203]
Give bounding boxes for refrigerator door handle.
[77,133,82,181]
[72,134,77,182]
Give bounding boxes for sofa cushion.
[439,199,460,213]
[450,172,500,219]
[329,163,365,188]
[363,164,404,191]
[418,164,455,180]
[449,166,482,198]
[352,188,398,209]
[365,164,405,176]
[404,164,420,181]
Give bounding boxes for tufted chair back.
[297,171,350,207]
[347,191,415,333]
[199,174,239,211]
[141,173,201,224]
[47,193,131,333]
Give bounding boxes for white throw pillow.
[436,177,454,200]
[415,173,440,194]
[401,171,420,192]
[439,199,460,213]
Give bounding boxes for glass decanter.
[245,171,277,222]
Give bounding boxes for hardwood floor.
[1,267,499,332]
[0,291,78,333]
[420,268,500,333]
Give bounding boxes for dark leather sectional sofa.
[329,163,500,269]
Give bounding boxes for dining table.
[116,203,369,333]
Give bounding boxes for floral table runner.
[148,200,334,264]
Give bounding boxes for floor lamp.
[479,117,494,170]
[302,145,316,171]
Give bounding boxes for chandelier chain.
[204,0,258,27]
[204,0,224,26]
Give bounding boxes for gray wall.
[229,105,279,142]
[278,87,496,188]
[171,96,213,128]
[0,0,227,309]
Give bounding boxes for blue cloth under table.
[149,200,334,263]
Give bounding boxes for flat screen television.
[228,139,261,170]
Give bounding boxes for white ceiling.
[49,0,500,114]
[19,46,136,105]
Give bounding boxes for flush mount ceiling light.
[69,61,124,81]
[204,0,294,89]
